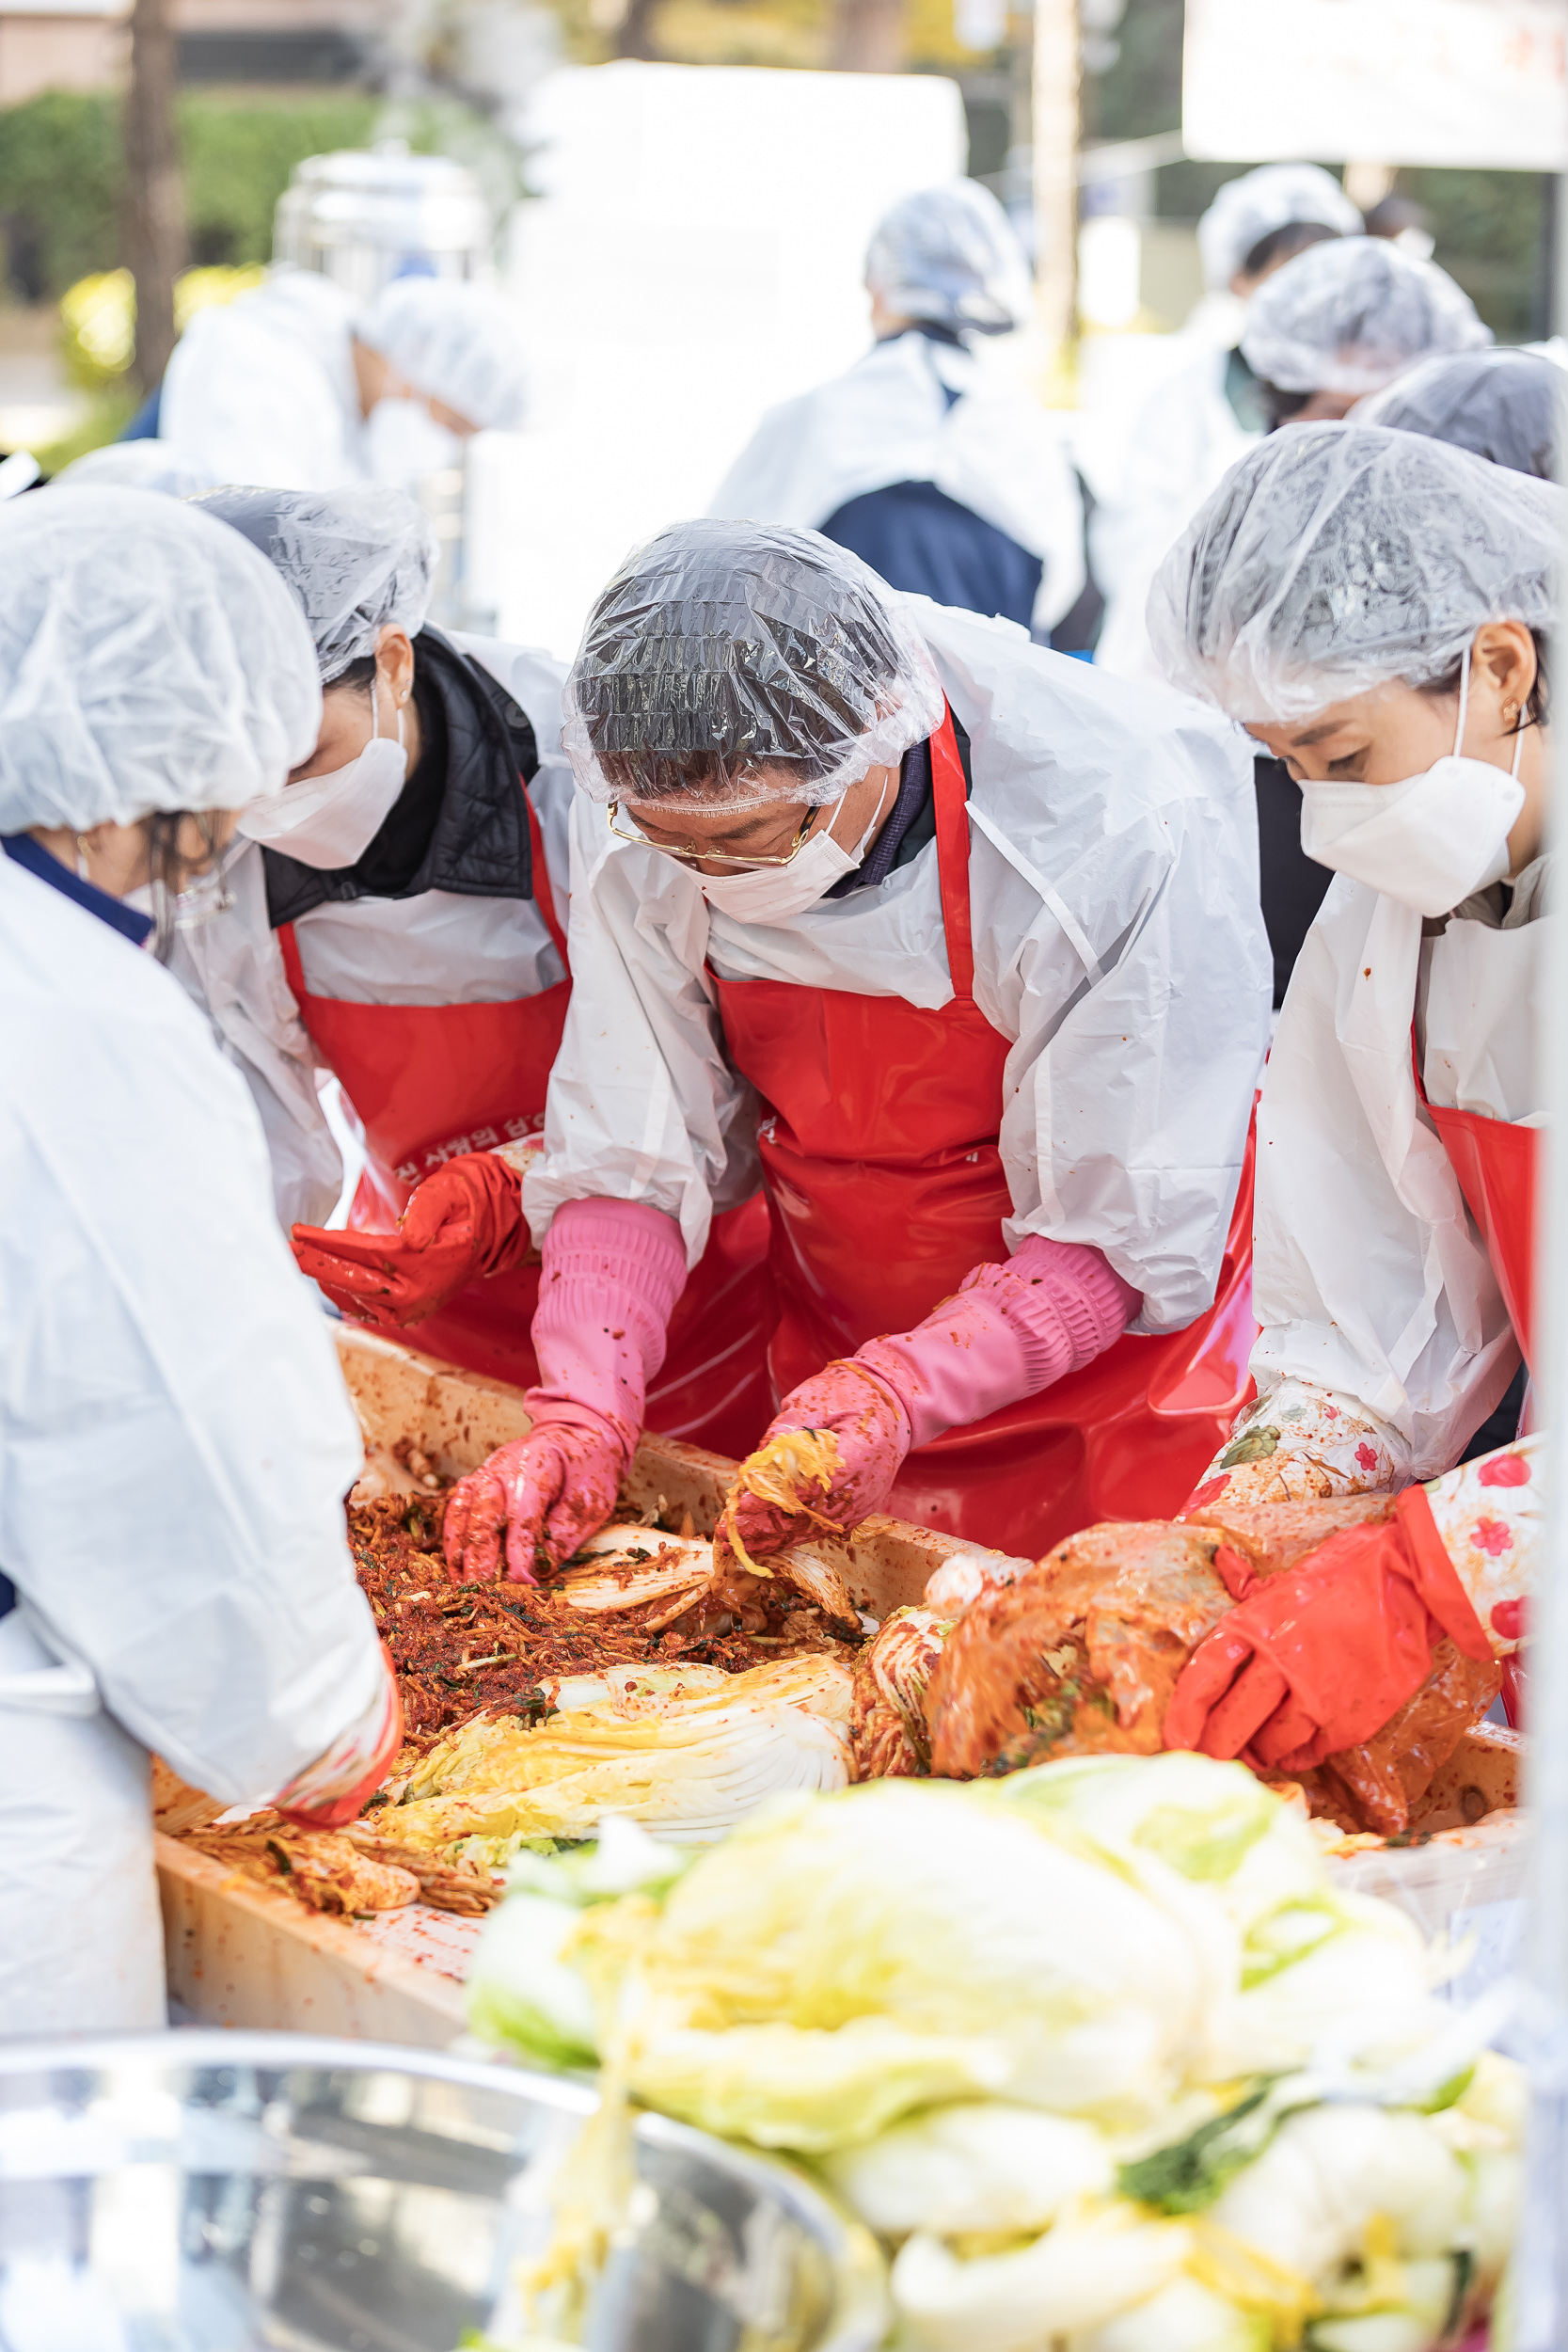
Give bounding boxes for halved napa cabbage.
[392,1657,854,1851]
[628,2020,1013,2152]
[890,2204,1192,2351]
[1208,2105,1468,2284]
[465,1892,600,2069]
[554,1526,714,1615]
[1223,1893,1442,2079]
[821,2100,1113,2235]
[1071,2276,1270,2352]
[578,1778,1235,2143]
[981,1752,1332,1947]
[981,1756,1455,2088]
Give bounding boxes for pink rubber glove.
[442,1197,688,1582]
[729,1237,1139,1560]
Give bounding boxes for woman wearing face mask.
[1148,423,1554,1532]
[173,485,770,1445]
[437,520,1273,1580]
[0,488,402,2031]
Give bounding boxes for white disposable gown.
[0,855,385,2032]
[159,270,368,494]
[710,334,1086,637]
[166,637,575,1229]
[526,599,1273,1334]
[1245,866,1545,1482]
[1093,346,1259,686]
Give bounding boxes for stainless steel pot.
[273,145,493,305]
[0,2031,887,2352]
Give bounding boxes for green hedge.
[0,89,383,300]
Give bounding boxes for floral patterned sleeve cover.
[1184,1377,1410,1510]
[1422,1431,1538,1656]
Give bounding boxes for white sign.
[1184,0,1568,172]
[470,61,966,655]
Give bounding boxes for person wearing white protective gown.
[156,271,527,493]
[431,523,1272,1581]
[1101,226,1490,688]
[0,489,401,2035]
[1148,425,1555,1508]
[176,485,772,1450]
[711,183,1086,644]
[1092,163,1361,685]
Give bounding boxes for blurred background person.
[0,488,400,2033]
[1354,344,1564,481]
[1361,190,1437,260]
[1241,233,1492,431]
[1090,163,1363,671]
[1104,232,1494,1016]
[147,272,528,494]
[710,183,1086,642]
[179,483,772,1447]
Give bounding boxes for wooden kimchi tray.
[158,1327,1525,2044]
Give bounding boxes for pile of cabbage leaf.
[467,1754,1522,2351]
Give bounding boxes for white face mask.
[238,680,408,869]
[1297,649,1527,919]
[696,790,887,925]
[364,396,463,488]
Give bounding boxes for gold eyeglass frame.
[607,800,818,870]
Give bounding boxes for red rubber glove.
[725,1360,911,1565]
[291,1152,531,1330]
[442,1198,688,1583]
[441,1413,624,1585]
[1163,1486,1493,1772]
[728,1237,1136,1563]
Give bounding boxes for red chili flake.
[345,1490,851,1744]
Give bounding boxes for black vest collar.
[264,627,540,927]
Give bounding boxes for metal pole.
[1509,138,1568,2352]
[1031,0,1078,358]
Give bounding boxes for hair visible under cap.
[1354,346,1564,484]
[1241,236,1491,399]
[562,520,945,813]
[192,483,436,682]
[1147,421,1563,724]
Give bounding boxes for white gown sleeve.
[3,888,383,1805]
[1241,880,1518,1483]
[522,792,760,1264]
[972,689,1271,1332]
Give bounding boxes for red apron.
[1414,1031,1539,1372]
[710,705,1259,1560]
[278,789,773,1453]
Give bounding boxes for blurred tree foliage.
[1395,167,1552,344]
[0,89,380,300]
[552,0,993,73]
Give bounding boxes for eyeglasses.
[607,801,817,870]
